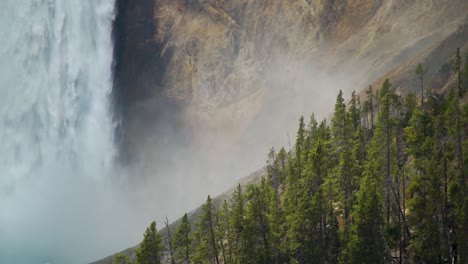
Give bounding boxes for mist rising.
[1,0,467,263]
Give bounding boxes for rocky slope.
[114,0,467,177]
[115,0,467,149]
[98,0,468,262]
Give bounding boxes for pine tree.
[113,253,133,264]
[382,79,393,223]
[220,200,234,264]
[230,184,246,263]
[193,195,220,264]
[444,90,463,262]
[349,91,361,131]
[464,52,468,93]
[294,116,307,180]
[365,85,375,130]
[331,90,347,156]
[349,176,386,264]
[309,113,319,140]
[136,221,164,264]
[244,180,272,263]
[165,217,176,264]
[405,95,451,262]
[173,213,192,264]
[458,196,468,263]
[267,148,281,192]
[315,120,341,263]
[215,202,229,264]
[415,63,429,106]
[458,103,468,263]
[265,177,285,264]
[407,161,445,262]
[455,48,463,98]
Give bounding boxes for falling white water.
[0,1,126,263]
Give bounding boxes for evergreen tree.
[294,116,307,181]
[364,85,375,130]
[215,202,229,264]
[415,63,428,106]
[349,91,361,131]
[230,184,246,263]
[165,217,176,264]
[113,253,133,264]
[464,52,468,93]
[458,104,468,263]
[331,90,347,156]
[349,176,386,264]
[244,180,272,263]
[136,221,164,264]
[267,148,281,192]
[455,48,463,97]
[458,196,468,263]
[173,213,192,264]
[193,196,220,264]
[405,95,452,262]
[265,177,286,264]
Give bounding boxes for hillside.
[95,0,468,263]
[90,168,266,264]
[93,61,468,263]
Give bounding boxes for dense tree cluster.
[116,50,468,264]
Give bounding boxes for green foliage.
[192,196,220,264]
[415,63,429,105]
[136,221,164,264]
[243,180,273,263]
[455,48,464,97]
[229,184,247,263]
[134,50,468,263]
[349,176,386,264]
[113,253,133,264]
[173,213,191,264]
[464,52,468,93]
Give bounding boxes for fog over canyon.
[0,0,466,263]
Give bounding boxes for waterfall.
[0,0,119,263]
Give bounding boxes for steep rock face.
[115,0,467,158]
[111,0,467,236]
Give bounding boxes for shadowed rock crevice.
[113,0,184,164]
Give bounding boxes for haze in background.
[1,0,467,263]
[114,0,467,241]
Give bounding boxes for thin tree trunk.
[402,165,407,260]
[185,230,190,264]
[386,90,391,223]
[390,182,411,239]
[165,217,176,264]
[421,68,424,107]
[370,88,374,129]
[208,210,220,264]
[224,201,233,264]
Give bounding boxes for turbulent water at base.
[0,1,120,263]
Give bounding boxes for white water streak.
[0,1,119,263]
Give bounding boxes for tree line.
[115,49,468,264]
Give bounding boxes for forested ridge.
[115,49,468,264]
